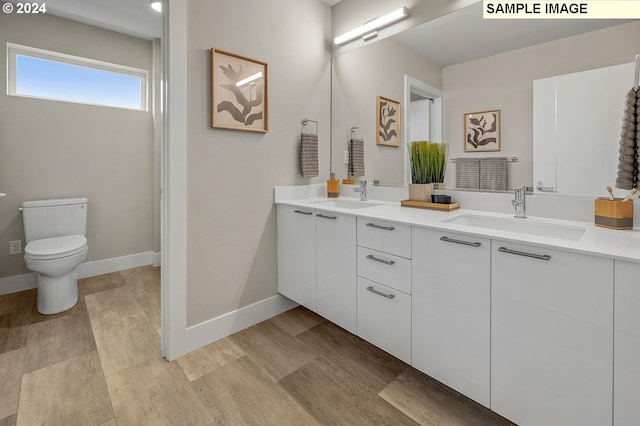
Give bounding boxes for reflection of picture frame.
[211,48,268,133]
[464,109,500,152]
[376,96,400,147]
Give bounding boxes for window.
[7,43,148,111]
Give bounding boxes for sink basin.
[312,199,382,210]
[443,214,586,241]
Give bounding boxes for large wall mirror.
[331,1,638,196]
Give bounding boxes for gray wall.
[186,0,331,326]
[0,12,158,278]
[442,20,640,189]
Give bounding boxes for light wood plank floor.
[0,266,513,425]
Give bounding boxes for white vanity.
[275,186,640,426]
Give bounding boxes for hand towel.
[480,157,508,191]
[349,138,365,178]
[300,132,318,178]
[455,158,480,189]
[616,88,638,190]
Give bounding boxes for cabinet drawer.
[357,246,411,294]
[357,218,411,258]
[357,277,411,364]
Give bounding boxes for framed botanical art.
[211,48,268,133]
[376,96,400,147]
[464,109,500,152]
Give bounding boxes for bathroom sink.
[312,199,382,210]
[443,214,586,241]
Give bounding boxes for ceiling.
[392,2,632,67]
[7,0,162,39]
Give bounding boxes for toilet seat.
[25,235,88,260]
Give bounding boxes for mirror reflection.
[331,1,638,195]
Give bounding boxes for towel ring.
[301,117,318,135]
[350,126,359,138]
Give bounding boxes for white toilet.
[21,198,88,315]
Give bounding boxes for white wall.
[185,0,331,327]
[442,21,640,189]
[0,11,158,278]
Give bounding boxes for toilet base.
[37,271,79,315]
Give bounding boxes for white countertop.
[276,196,640,264]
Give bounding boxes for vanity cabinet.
[356,217,412,363]
[277,205,317,311]
[316,210,356,334]
[614,260,640,426]
[412,227,491,407]
[491,240,613,426]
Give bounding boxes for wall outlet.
[343,150,349,164]
[9,240,21,255]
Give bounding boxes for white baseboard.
[185,294,298,354]
[0,251,162,296]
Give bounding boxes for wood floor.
[0,266,512,425]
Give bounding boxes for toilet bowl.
[21,198,88,315]
[24,235,88,314]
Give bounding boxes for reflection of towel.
[300,133,318,178]
[349,138,365,177]
[616,88,639,189]
[456,158,480,189]
[480,157,508,191]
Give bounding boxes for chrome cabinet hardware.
[366,223,395,231]
[498,246,551,261]
[366,285,395,299]
[440,236,481,247]
[294,210,313,215]
[316,213,337,220]
[536,181,556,192]
[366,254,395,265]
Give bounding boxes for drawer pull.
[294,210,313,215]
[316,213,337,220]
[366,285,395,299]
[498,246,551,261]
[366,223,395,231]
[366,254,395,265]
[440,236,481,247]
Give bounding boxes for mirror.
[331,1,636,194]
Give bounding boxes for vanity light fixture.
[334,7,409,45]
[150,0,161,13]
[236,71,263,87]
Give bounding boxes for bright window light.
[7,43,148,111]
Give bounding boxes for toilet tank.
[21,198,88,244]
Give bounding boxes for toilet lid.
[25,235,88,260]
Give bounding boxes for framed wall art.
[464,109,500,152]
[376,96,400,147]
[211,48,268,133]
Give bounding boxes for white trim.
[7,42,149,111]
[0,251,161,296]
[186,295,298,353]
[151,251,162,267]
[161,0,189,361]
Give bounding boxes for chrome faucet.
[511,186,527,218]
[354,180,367,201]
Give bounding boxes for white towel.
[300,133,318,178]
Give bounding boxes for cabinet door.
[492,241,613,426]
[316,210,356,334]
[277,205,316,311]
[412,227,491,407]
[614,260,640,426]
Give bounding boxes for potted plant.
[408,141,448,201]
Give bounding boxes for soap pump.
[327,173,340,198]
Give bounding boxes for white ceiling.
[7,0,162,40]
[392,2,632,67]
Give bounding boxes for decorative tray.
[400,199,460,211]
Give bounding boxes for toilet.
[21,198,88,315]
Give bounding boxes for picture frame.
[211,48,268,133]
[376,96,401,147]
[464,109,500,152]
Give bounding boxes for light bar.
[334,7,408,45]
[236,71,263,87]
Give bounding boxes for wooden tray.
[401,199,460,211]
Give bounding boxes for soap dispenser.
[327,173,340,198]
